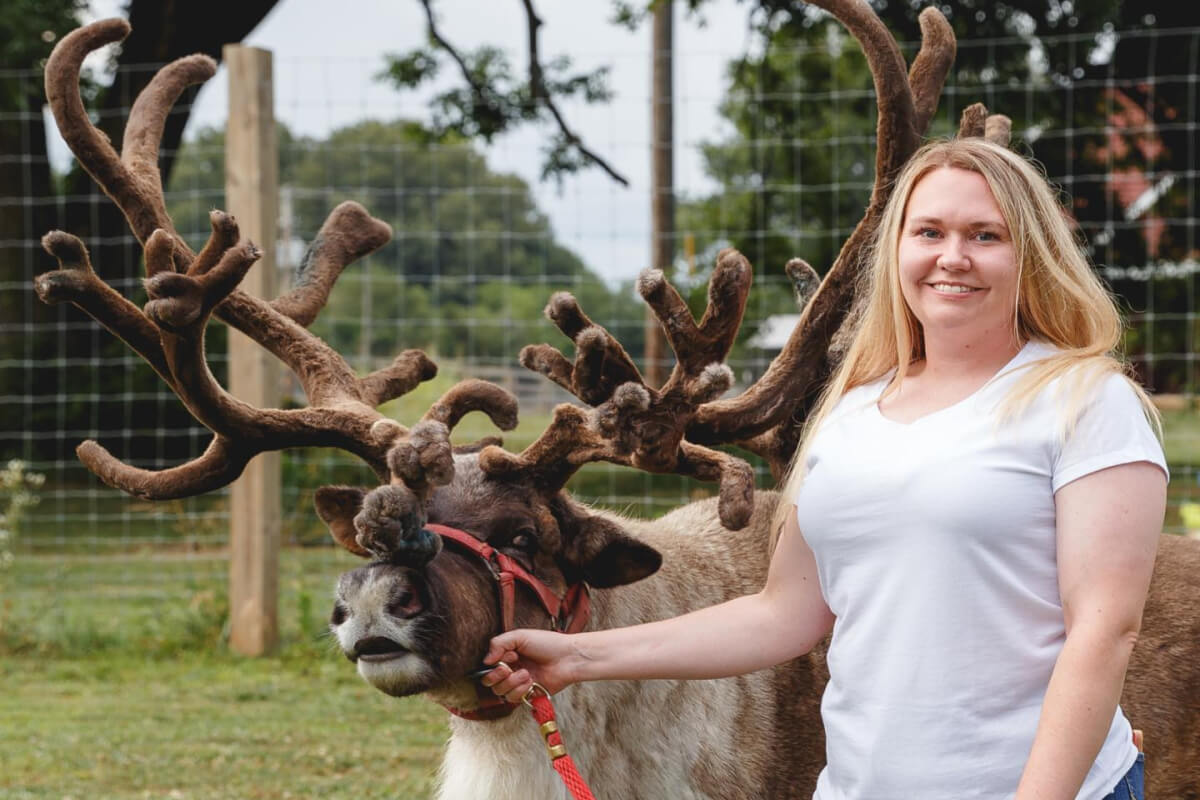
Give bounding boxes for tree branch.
[416,0,629,187]
[520,0,630,186]
[418,0,493,103]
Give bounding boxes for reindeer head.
[319,454,662,708]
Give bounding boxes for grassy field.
[0,654,447,799]
[0,550,450,799]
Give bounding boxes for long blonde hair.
[771,137,1158,544]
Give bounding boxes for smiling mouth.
[927,282,983,294]
[354,636,410,663]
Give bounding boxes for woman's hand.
[478,506,833,703]
[480,629,583,703]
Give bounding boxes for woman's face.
[897,166,1020,350]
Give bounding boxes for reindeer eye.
[506,529,538,553]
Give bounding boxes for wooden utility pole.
[224,44,281,656]
[647,0,674,387]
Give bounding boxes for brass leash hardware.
[540,719,567,760]
[522,682,550,708]
[524,683,569,760]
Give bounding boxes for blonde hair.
[771,137,1159,545]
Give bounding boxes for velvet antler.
[36,20,517,500]
[481,249,757,530]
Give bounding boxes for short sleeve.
[1052,373,1169,493]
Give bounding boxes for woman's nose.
[935,237,970,270]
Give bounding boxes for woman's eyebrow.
[906,215,1007,228]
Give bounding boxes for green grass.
[0,550,449,799]
[0,654,447,799]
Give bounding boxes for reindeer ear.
[314,486,369,557]
[554,497,661,588]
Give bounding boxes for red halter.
[425,522,591,721]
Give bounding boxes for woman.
[481,138,1167,800]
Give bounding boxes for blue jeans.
[1102,753,1145,800]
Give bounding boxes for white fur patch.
[334,569,434,695]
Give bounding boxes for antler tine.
[122,54,217,268]
[638,248,752,393]
[77,437,251,501]
[908,7,957,138]
[385,379,519,499]
[677,441,755,531]
[421,379,520,432]
[35,231,173,385]
[985,114,1013,146]
[45,20,206,263]
[807,0,918,190]
[270,202,393,327]
[958,103,988,139]
[520,292,644,405]
[785,258,822,309]
[957,103,1013,146]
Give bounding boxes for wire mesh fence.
[1,21,1197,626]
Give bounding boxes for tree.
[165,119,630,365]
[380,0,628,186]
[674,1,1195,382]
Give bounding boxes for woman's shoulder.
[998,339,1153,430]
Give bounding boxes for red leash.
[524,684,597,800]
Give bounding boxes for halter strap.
[424,522,591,721]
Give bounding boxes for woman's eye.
[974,230,998,241]
[916,228,939,238]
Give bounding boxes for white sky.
[71,0,757,284]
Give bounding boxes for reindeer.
[36,3,1200,799]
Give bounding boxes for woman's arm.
[1014,461,1166,800]
[482,505,835,702]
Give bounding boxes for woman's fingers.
[478,660,533,701]
[500,670,532,703]
[484,632,522,664]
[479,661,512,688]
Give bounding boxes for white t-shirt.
[794,340,1167,800]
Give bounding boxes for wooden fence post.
[224,44,280,656]
[646,0,674,387]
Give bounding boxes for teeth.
[930,283,977,293]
